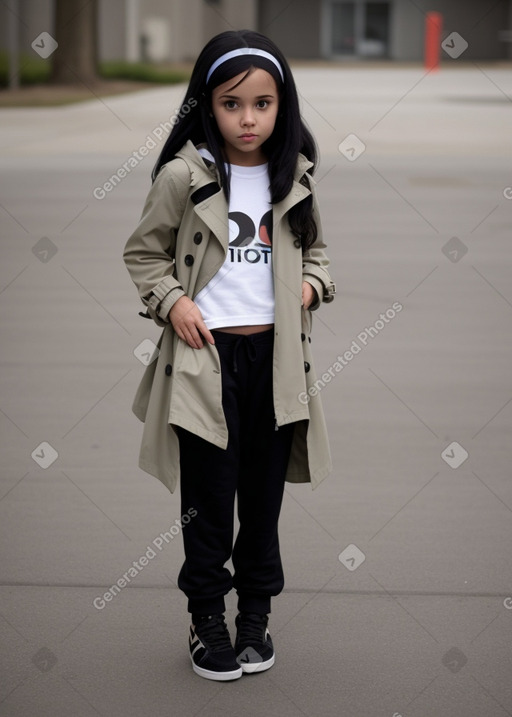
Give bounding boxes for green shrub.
[0,52,50,86]
[99,60,189,84]
[0,53,190,87]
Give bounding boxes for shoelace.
[237,614,267,644]
[194,615,232,652]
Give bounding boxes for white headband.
[206,48,284,84]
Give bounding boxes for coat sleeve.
[123,159,191,326]
[301,174,336,311]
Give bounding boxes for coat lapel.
[192,188,230,252]
[272,181,311,227]
[176,140,315,247]
[272,154,314,226]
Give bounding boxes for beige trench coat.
[123,140,336,494]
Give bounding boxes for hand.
[302,281,317,310]
[169,296,215,349]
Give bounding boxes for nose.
[240,106,255,127]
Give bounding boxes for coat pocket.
[169,339,227,446]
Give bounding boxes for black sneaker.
[235,613,275,673]
[189,614,242,681]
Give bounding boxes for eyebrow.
[218,93,275,100]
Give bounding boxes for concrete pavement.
[1,64,512,716]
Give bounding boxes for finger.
[186,323,204,349]
[177,320,195,348]
[174,325,185,343]
[185,330,200,349]
[199,321,215,346]
[188,309,213,347]
[172,317,197,349]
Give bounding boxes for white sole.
[239,653,275,674]
[190,654,243,681]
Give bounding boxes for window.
[328,1,391,58]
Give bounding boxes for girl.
[123,29,335,682]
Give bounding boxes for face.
[211,67,279,166]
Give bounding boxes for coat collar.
[174,140,314,240]
[175,139,314,186]
[175,140,219,185]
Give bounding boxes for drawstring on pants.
[232,334,258,373]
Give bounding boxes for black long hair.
[152,30,318,250]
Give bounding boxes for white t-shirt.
[193,150,275,330]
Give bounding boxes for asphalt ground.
[1,63,512,716]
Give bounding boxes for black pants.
[177,328,294,616]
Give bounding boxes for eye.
[224,100,238,110]
[256,100,269,109]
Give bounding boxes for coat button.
[193,232,202,245]
[304,361,310,373]
[294,238,302,249]
[165,364,172,376]
[184,254,194,266]
[301,333,306,342]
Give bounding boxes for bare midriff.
[214,324,273,335]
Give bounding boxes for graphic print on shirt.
[192,154,275,330]
[228,209,272,265]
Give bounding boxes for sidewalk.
[1,66,511,716]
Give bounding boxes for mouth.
[239,133,257,141]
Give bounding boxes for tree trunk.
[51,0,98,85]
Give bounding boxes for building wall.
[0,0,510,66]
[1,0,53,56]
[125,0,259,64]
[258,0,321,58]
[202,0,258,46]
[138,0,203,62]
[392,0,510,61]
[99,0,127,62]
[0,0,114,63]
[170,0,204,62]
[509,0,512,57]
